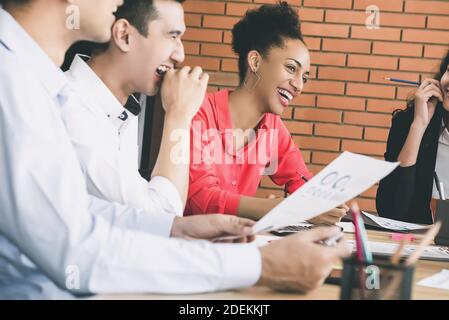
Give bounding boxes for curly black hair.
[232,1,304,85]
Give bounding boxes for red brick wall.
[182,0,449,212]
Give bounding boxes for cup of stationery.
[340,255,415,300]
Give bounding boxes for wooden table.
[95,230,449,300]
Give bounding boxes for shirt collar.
[67,54,135,126]
[0,8,68,100]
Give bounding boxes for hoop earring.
[243,71,261,92]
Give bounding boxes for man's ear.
[247,50,262,73]
[111,19,132,53]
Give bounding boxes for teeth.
[156,65,171,75]
[278,89,293,101]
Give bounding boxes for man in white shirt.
[61,0,195,216]
[0,0,350,299]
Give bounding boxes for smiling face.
[250,38,310,116]
[128,0,186,96]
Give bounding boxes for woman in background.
[185,2,348,223]
[377,51,449,224]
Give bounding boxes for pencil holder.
[340,255,415,300]
[435,200,449,246]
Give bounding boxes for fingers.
[267,194,277,200]
[219,216,254,237]
[190,66,203,80]
[421,85,444,102]
[300,226,341,242]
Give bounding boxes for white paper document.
[362,211,430,232]
[347,240,449,262]
[253,152,399,233]
[418,269,449,290]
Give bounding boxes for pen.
[384,77,420,86]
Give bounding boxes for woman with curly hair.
[184,2,348,222]
[377,51,449,224]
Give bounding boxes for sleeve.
[376,111,417,221]
[61,96,183,217]
[268,118,313,195]
[186,108,242,215]
[0,72,261,295]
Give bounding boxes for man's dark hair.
[232,1,304,84]
[0,0,31,6]
[118,0,185,37]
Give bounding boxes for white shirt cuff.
[148,176,184,217]
[214,244,262,291]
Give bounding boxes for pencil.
[405,221,442,266]
[384,77,420,86]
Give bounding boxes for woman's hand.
[413,78,443,129]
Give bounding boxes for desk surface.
[95,230,449,300]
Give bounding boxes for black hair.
[0,0,31,6]
[232,1,304,85]
[395,50,449,135]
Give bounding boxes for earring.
[243,70,261,92]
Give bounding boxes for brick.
[365,127,390,142]
[315,123,363,139]
[351,26,401,41]
[294,136,341,152]
[221,59,238,72]
[185,14,202,27]
[427,16,449,30]
[183,1,226,14]
[303,80,345,95]
[405,1,449,14]
[367,99,403,114]
[208,72,239,87]
[294,108,342,123]
[298,7,325,22]
[203,15,239,30]
[403,29,449,45]
[348,54,398,70]
[311,151,340,165]
[399,58,441,73]
[322,39,371,54]
[303,0,353,9]
[372,42,423,57]
[284,121,314,135]
[225,3,257,16]
[353,0,404,12]
[344,111,391,127]
[302,23,350,38]
[342,140,386,156]
[317,95,366,111]
[347,83,396,99]
[294,94,316,107]
[183,56,220,71]
[183,42,200,55]
[201,43,235,58]
[318,66,369,82]
[424,45,449,59]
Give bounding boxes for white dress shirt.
[433,125,449,199]
[0,8,261,299]
[62,55,183,217]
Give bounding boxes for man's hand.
[308,204,349,225]
[161,66,209,121]
[257,227,351,292]
[170,215,256,243]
